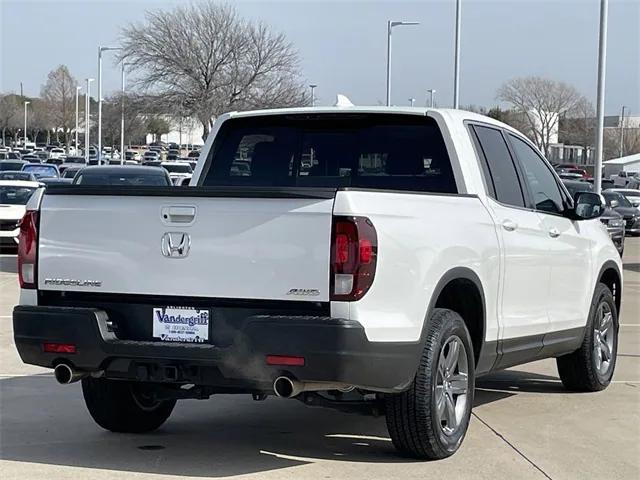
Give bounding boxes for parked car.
[38,177,73,186]
[35,151,49,162]
[13,107,622,461]
[61,166,83,179]
[21,163,60,179]
[562,180,625,255]
[0,180,40,248]
[558,172,584,181]
[21,155,41,163]
[142,151,161,164]
[64,156,87,165]
[187,149,201,158]
[125,150,141,162]
[172,174,192,186]
[45,157,65,166]
[0,171,37,182]
[49,148,65,160]
[72,165,172,186]
[611,171,636,187]
[602,190,640,235]
[0,159,27,171]
[607,188,640,208]
[161,161,193,183]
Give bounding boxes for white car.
[0,180,40,246]
[49,148,65,160]
[160,161,193,183]
[13,107,622,460]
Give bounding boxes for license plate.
[152,306,210,343]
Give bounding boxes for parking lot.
[0,240,638,480]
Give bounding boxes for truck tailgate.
[37,188,335,302]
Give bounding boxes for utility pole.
[23,101,30,147]
[85,78,94,164]
[75,86,81,154]
[593,0,608,194]
[619,105,626,158]
[453,0,462,108]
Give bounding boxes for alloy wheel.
[435,335,469,436]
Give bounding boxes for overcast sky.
[1,0,638,115]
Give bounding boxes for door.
[507,134,592,334]
[470,125,551,341]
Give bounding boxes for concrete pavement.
[1,239,639,479]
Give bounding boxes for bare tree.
[41,65,77,151]
[604,126,640,160]
[101,93,148,148]
[497,77,584,157]
[119,1,307,140]
[0,94,21,146]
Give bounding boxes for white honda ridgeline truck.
[14,107,622,459]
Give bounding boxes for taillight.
[18,210,39,289]
[330,216,377,301]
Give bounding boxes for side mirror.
[570,192,605,220]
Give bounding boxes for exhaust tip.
[54,363,74,384]
[273,376,295,398]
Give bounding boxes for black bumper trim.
[13,305,421,393]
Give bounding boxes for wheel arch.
[425,267,486,367]
[597,260,622,315]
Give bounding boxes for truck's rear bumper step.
[13,305,421,393]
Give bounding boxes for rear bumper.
[13,305,420,393]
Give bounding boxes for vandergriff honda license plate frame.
[152,306,210,343]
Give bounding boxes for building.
[144,116,205,147]
[603,152,640,177]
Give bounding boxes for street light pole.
[619,105,626,158]
[23,101,30,147]
[309,84,317,107]
[593,0,608,194]
[386,20,420,106]
[409,98,415,107]
[75,86,81,153]
[85,78,94,164]
[453,0,462,109]
[98,46,122,162]
[427,89,436,108]
[120,63,127,165]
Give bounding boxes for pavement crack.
[472,412,553,480]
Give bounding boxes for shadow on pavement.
[0,369,563,477]
[0,253,17,273]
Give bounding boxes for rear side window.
[471,125,525,208]
[201,114,457,193]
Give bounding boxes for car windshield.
[604,192,632,208]
[0,185,37,205]
[163,163,192,173]
[22,164,59,178]
[74,171,169,186]
[202,114,457,193]
[0,172,33,181]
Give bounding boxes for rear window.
[163,163,192,174]
[201,114,457,193]
[74,171,170,186]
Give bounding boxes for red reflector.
[266,355,305,366]
[43,343,76,354]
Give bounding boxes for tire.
[82,377,176,433]
[556,283,618,392]
[385,308,475,460]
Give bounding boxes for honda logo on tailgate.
[161,232,191,258]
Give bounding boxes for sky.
[1,0,638,115]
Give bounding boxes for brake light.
[43,342,76,354]
[266,355,305,366]
[330,216,377,301]
[18,210,39,289]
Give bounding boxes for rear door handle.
[502,220,518,232]
[548,228,560,238]
[161,206,196,224]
